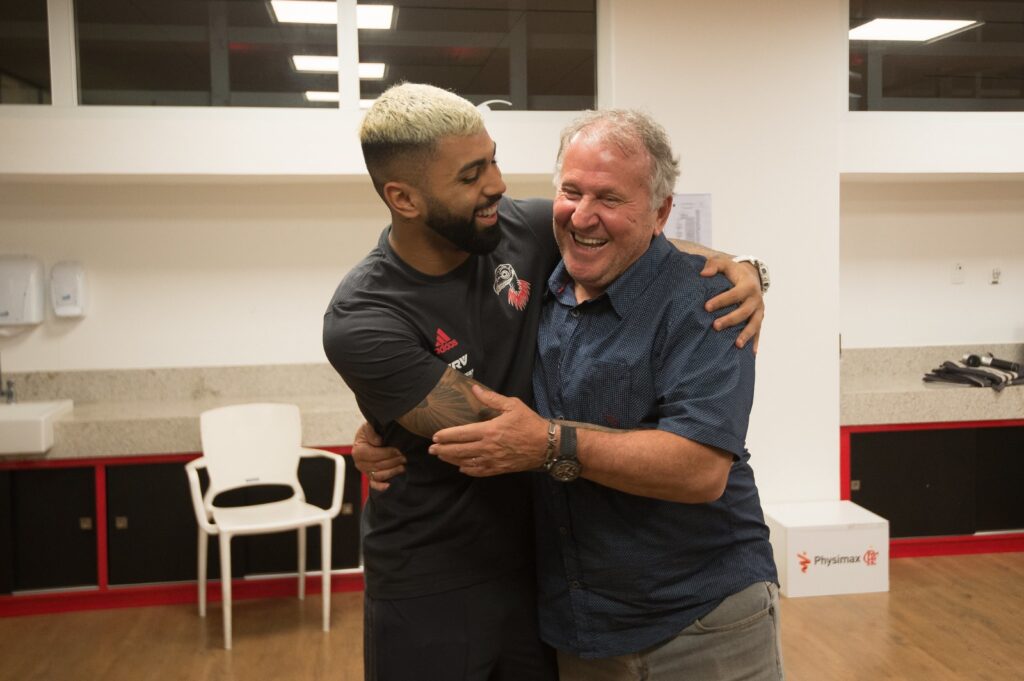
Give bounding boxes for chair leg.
[321,519,332,632]
[219,533,233,650]
[198,528,208,617]
[298,526,306,601]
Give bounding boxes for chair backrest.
[199,403,304,504]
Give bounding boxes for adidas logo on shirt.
[435,328,459,354]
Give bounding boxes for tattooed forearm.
[397,367,499,439]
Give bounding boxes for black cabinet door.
[242,455,361,575]
[107,462,241,585]
[11,468,97,591]
[0,471,13,594]
[975,426,1024,532]
[850,429,976,538]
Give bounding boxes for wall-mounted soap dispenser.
[0,255,45,337]
[50,261,87,318]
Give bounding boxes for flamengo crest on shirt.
[435,328,459,354]
[493,264,531,311]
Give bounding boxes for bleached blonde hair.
[360,83,485,196]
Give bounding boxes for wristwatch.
[732,255,770,294]
[547,425,581,482]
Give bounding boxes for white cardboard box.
[764,501,889,598]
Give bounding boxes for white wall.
[603,0,846,503]
[0,105,572,177]
[841,178,1024,348]
[0,178,554,371]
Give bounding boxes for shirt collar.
[547,233,673,316]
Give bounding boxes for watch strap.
[732,255,770,294]
[542,420,558,470]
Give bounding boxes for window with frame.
[0,0,51,104]
[850,0,1024,111]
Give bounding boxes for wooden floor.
[1,553,1022,681]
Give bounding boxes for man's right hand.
[352,422,407,491]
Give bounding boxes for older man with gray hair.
[431,110,782,680]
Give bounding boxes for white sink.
[0,400,74,455]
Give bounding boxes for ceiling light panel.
[270,2,394,29]
[292,56,386,78]
[849,18,981,42]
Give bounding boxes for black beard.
[424,198,502,255]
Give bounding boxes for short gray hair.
[360,83,485,194]
[553,109,680,210]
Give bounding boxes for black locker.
[106,462,240,585]
[850,429,976,538]
[0,471,13,594]
[975,426,1024,532]
[11,467,97,591]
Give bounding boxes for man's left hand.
[700,256,765,352]
[430,385,548,476]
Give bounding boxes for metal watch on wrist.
[547,425,581,482]
[732,255,771,295]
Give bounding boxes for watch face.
[549,459,581,482]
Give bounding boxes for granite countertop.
[4,364,364,461]
[8,348,1022,460]
[841,343,1024,426]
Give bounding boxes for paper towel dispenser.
[0,255,45,336]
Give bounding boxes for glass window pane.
[0,0,51,104]
[358,0,596,110]
[76,0,339,107]
[850,0,1024,111]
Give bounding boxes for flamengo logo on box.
[797,548,879,573]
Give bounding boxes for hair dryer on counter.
[962,353,1022,373]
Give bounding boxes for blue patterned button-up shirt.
[532,233,778,658]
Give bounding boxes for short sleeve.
[655,274,755,459]
[323,302,446,427]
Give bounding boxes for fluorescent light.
[357,5,394,29]
[358,62,386,79]
[304,92,377,107]
[292,55,340,72]
[292,56,386,78]
[305,91,339,102]
[849,18,981,42]
[270,2,394,29]
[271,1,335,24]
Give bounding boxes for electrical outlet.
[991,268,1002,285]
[951,262,965,284]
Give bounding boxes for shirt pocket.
[575,360,633,429]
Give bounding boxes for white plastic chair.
[184,403,345,650]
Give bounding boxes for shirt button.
[569,580,582,589]
[571,309,580,318]
[559,526,569,536]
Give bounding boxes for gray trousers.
[556,582,784,681]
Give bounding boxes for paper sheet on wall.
[664,193,712,247]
